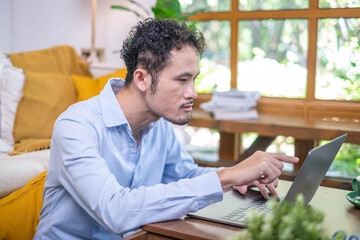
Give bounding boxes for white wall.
[96,0,155,63]
[0,0,12,52]
[0,0,155,65]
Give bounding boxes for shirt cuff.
[191,171,223,210]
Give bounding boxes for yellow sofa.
[0,171,46,240]
[0,45,126,239]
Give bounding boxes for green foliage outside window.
[180,0,231,13]
[329,143,360,178]
[316,18,360,101]
[195,59,217,93]
[238,0,309,11]
[237,19,308,98]
[319,0,360,8]
[193,20,231,93]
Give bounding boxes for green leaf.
[167,0,181,19]
[154,0,181,19]
[151,7,178,20]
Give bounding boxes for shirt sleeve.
[51,114,223,235]
[161,121,224,182]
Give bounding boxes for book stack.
[200,89,261,120]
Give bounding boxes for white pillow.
[0,65,26,146]
[0,149,50,197]
[0,53,13,136]
[0,159,45,198]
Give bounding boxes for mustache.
[180,99,194,108]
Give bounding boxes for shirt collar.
[99,78,158,131]
[100,78,128,128]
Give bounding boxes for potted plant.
[228,194,347,240]
[111,0,204,25]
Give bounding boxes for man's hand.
[233,179,279,200]
[216,151,298,199]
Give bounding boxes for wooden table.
[136,180,360,240]
[189,110,360,171]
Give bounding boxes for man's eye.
[178,79,187,82]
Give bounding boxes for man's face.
[145,46,199,125]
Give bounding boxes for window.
[237,19,308,98]
[316,18,360,101]
[182,0,360,179]
[193,20,231,93]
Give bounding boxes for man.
[34,18,298,239]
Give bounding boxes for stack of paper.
[200,89,260,120]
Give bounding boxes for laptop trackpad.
[207,189,261,210]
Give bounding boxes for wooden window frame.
[189,0,360,118]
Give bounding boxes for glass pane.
[192,20,231,93]
[183,126,219,162]
[326,142,360,179]
[237,19,308,98]
[266,136,295,172]
[244,134,294,172]
[319,0,360,8]
[238,0,309,11]
[316,18,360,101]
[180,0,231,13]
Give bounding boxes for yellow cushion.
[8,45,92,155]
[14,72,77,141]
[72,68,127,102]
[0,171,47,240]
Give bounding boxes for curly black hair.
[120,18,206,91]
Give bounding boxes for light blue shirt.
[34,78,223,240]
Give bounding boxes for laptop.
[187,134,347,227]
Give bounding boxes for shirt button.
[209,199,214,204]
[129,143,134,147]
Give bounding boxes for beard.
[165,112,191,126]
[162,100,194,125]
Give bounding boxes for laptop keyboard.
[220,196,271,223]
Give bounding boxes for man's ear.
[133,68,150,92]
